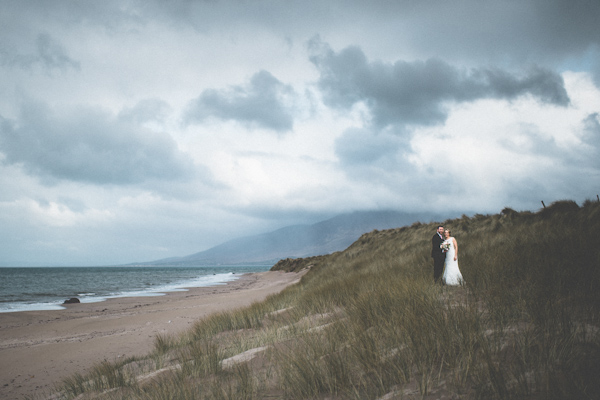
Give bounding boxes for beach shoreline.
[0,270,305,400]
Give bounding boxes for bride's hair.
[445,229,452,236]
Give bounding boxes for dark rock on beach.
[63,298,80,304]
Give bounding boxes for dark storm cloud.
[367,0,600,67]
[530,0,600,51]
[594,64,600,88]
[0,33,80,72]
[309,39,570,129]
[184,70,295,133]
[5,1,599,67]
[115,0,600,63]
[0,101,195,185]
[114,0,600,90]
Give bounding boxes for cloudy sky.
[1,0,599,266]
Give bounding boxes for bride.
[441,229,464,286]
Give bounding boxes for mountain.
[145,210,440,266]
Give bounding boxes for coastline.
[0,270,306,400]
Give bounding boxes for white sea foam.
[0,302,67,313]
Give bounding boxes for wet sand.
[0,270,305,399]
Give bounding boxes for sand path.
[0,270,305,399]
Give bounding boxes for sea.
[0,265,272,313]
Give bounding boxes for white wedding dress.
[442,238,464,286]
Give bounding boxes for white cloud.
[410,73,600,211]
[184,70,297,133]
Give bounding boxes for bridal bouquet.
[441,242,451,252]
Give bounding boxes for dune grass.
[51,199,600,399]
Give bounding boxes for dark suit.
[431,232,446,283]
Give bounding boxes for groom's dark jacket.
[431,232,445,260]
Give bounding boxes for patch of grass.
[57,356,140,398]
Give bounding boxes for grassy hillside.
[52,200,600,399]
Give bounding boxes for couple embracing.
[431,225,464,286]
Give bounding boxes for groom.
[431,225,446,283]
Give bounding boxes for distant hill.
[144,210,440,266]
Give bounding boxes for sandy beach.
[0,270,305,400]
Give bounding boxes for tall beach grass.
[52,199,600,399]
